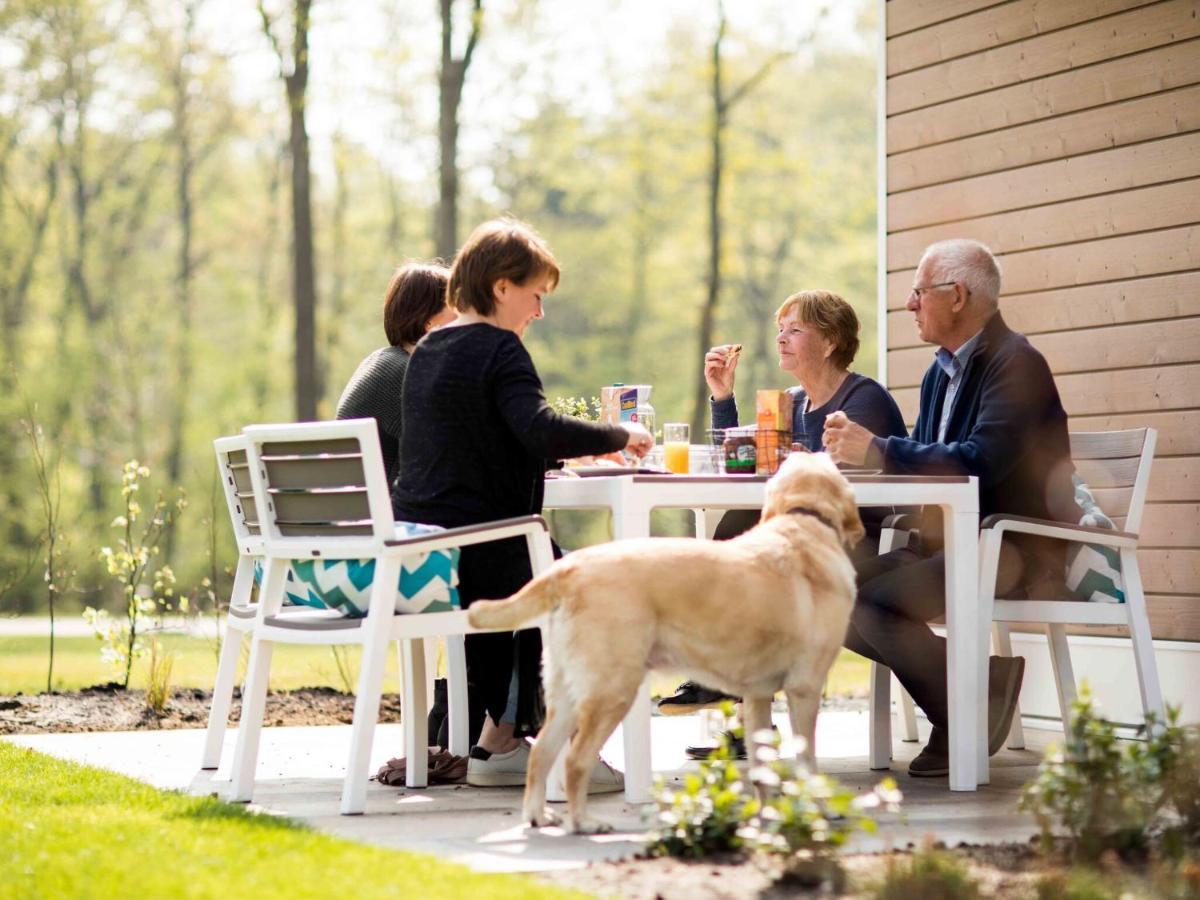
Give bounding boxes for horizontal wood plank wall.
[883,0,1200,641]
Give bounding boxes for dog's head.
[761,452,865,547]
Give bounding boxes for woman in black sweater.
[393,218,652,787]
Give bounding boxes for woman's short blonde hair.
[449,218,560,316]
[775,290,861,370]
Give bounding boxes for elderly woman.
[393,218,652,788]
[336,262,457,485]
[660,289,907,732]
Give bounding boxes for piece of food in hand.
[724,343,743,364]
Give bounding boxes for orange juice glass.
[663,423,690,474]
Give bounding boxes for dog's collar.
[785,506,839,535]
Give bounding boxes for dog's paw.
[527,806,562,828]
[568,816,614,835]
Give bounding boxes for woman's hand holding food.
[622,422,654,459]
[704,343,742,401]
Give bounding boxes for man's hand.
[704,344,741,401]
[823,410,873,466]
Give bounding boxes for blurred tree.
[437,0,483,260]
[259,0,319,421]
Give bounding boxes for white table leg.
[944,507,980,791]
[615,492,654,804]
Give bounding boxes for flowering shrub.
[648,714,902,888]
[549,396,601,421]
[83,460,186,691]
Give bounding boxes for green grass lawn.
[0,742,581,899]
[2,633,873,700]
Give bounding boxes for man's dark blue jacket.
[875,312,1081,580]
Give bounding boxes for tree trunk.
[691,8,726,434]
[287,0,318,421]
[436,0,482,262]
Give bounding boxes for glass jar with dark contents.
[722,430,757,474]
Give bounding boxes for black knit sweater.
[335,345,410,486]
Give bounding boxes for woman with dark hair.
[336,262,456,485]
[393,218,652,788]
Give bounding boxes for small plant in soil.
[648,708,902,891]
[1020,684,1200,863]
[84,460,187,690]
[870,840,979,900]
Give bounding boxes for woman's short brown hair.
[449,218,560,316]
[775,290,861,370]
[384,262,451,347]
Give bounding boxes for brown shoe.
[988,655,1025,756]
[907,728,949,777]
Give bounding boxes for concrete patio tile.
[4,708,1054,873]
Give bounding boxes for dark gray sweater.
[336,345,410,486]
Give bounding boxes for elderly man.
[824,239,1079,776]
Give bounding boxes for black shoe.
[657,681,740,716]
[907,727,949,777]
[988,655,1025,755]
[685,730,746,761]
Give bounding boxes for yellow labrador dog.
[467,452,864,833]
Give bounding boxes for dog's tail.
[466,570,560,631]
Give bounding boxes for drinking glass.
[663,423,690,474]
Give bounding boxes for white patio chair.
[203,433,467,772]
[869,427,1164,769]
[227,418,555,814]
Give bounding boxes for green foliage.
[648,721,759,858]
[0,743,580,900]
[548,395,601,421]
[871,841,980,900]
[1019,685,1200,862]
[83,460,187,689]
[648,713,900,882]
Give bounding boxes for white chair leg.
[341,559,403,815]
[1121,551,1166,725]
[445,634,470,756]
[868,661,892,769]
[202,555,256,770]
[229,636,274,802]
[1046,624,1078,738]
[620,676,653,804]
[203,627,245,769]
[992,622,1025,749]
[897,679,919,742]
[399,638,431,791]
[424,636,437,713]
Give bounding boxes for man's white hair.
[922,239,1001,310]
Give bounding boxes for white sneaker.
[466,741,625,793]
[466,741,530,787]
[587,758,624,794]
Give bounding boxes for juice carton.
[755,390,794,475]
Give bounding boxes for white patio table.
[543,470,985,797]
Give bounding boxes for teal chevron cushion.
[1064,475,1124,604]
[253,522,460,617]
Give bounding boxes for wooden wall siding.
[883,0,1200,641]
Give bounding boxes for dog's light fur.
[467,452,864,833]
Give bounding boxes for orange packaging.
[755,390,793,475]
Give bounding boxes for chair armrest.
[881,513,919,531]
[382,515,550,555]
[979,513,1138,548]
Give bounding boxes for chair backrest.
[242,419,395,554]
[213,434,264,556]
[1069,427,1156,534]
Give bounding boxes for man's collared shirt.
[935,327,985,443]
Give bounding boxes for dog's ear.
[840,488,867,548]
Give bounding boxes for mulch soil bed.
[0,685,403,734]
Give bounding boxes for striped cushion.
[1064,475,1124,604]
[253,522,460,617]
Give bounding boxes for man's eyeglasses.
[908,281,958,302]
